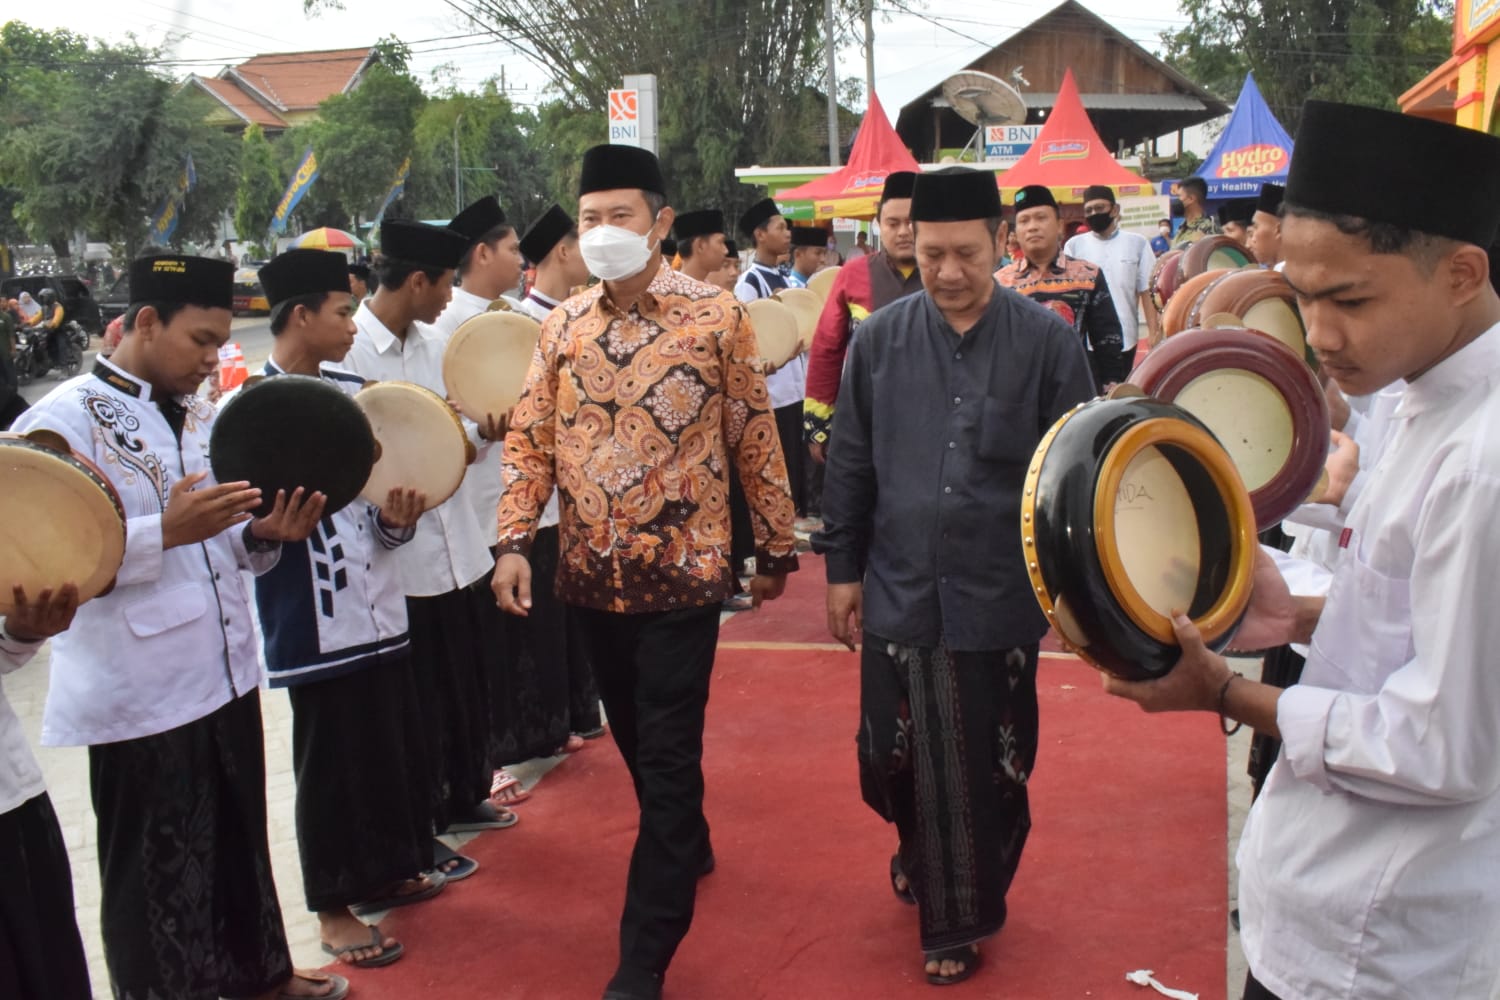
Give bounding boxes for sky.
[15,0,1197,117]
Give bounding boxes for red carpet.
[332,606,1229,999]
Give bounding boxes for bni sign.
[609,89,641,146]
[985,124,1041,158]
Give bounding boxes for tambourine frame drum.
[0,432,127,614]
[442,311,543,425]
[1161,268,1231,339]
[354,381,471,512]
[773,287,823,354]
[743,298,802,369]
[1180,235,1254,278]
[806,265,841,303]
[1148,250,1184,316]
[1022,397,1256,680]
[1191,268,1312,367]
[211,374,377,519]
[1129,327,1329,529]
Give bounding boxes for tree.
[443,0,864,218]
[235,123,282,249]
[1162,0,1455,132]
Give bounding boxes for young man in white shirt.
[1064,184,1160,355]
[0,584,90,1000]
[519,204,589,323]
[1105,102,1500,1000]
[13,255,339,1000]
[344,222,520,837]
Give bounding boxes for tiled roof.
[187,75,288,129]
[226,48,374,112]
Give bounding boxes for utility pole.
[863,0,875,104]
[453,112,463,214]
[824,0,839,165]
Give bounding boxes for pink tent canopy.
[775,93,921,220]
[995,69,1152,202]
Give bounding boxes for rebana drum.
[443,311,543,424]
[743,298,802,369]
[355,381,472,512]
[1022,395,1256,680]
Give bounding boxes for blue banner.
[270,147,320,236]
[147,153,198,247]
[371,156,410,228]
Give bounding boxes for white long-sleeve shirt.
[1238,323,1500,999]
[0,635,47,813]
[12,359,276,745]
[344,302,492,596]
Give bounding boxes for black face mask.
[1170,198,1185,218]
[1085,211,1114,234]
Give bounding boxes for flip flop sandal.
[349,871,446,917]
[490,768,533,804]
[322,925,405,969]
[890,854,917,906]
[278,970,350,1000]
[445,799,519,833]
[924,946,981,986]
[431,840,480,881]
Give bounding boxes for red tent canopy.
[995,68,1152,202]
[776,92,921,220]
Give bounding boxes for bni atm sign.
[608,89,640,146]
[985,124,1040,158]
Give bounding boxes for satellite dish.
[940,71,1028,163]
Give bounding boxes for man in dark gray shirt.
[814,166,1094,987]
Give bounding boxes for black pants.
[773,401,806,517]
[90,691,292,1000]
[287,653,434,912]
[572,603,721,978]
[0,792,91,1000]
[1244,971,1284,1000]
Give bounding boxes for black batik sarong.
[407,585,494,831]
[858,635,1040,952]
[0,792,91,1000]
[485,527,593,763]
[89,690,292,1000]
[287,651,434,912]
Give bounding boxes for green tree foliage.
[448,0,863,218]
[235,123,282,246]
[1162,0,1455,131]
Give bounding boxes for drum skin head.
[1022,397,1256,680]
[743,298,802,369]
[443,311,543,424]
[806,266,841,302]
[1129,326,1329,530]
[1192,268,1312,366]
[355,381,468,512]
[1181,235,1254,278]
[0,434,127,613]
[212,375,376,519]
[774,287,824,353]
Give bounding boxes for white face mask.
[579,220,659,281]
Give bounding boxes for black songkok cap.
[128,254,234,311]
[1287,100,1500,246]
[378,220,468,270]
[662,238,679,258]
[579,143,666,196]
[1217,198,1256,228]
[1011,184,1058,215]
[738,198,781,237]
[348,262,371,283]
[674,209,725,241]
[1256,183,1284,216]
[448,196,506,245]
[723,239,739,258]
[881,171,918,201]
[519,204,575,264]
[790,226,827,249]
[259,249,351,309]
[911,167,1003,221]
[1083,184,1116,205]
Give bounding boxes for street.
[19,315,274,405]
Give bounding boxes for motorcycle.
[13,320,88,384]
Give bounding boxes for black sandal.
[924,945,981,986]
[890,853,916,905]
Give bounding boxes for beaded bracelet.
[1218,671,1244,736]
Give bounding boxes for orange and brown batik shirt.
[496,264,799,613]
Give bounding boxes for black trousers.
[0,792,91,1000]
[773,401,807,517]
[287,652,434,912]
[89,691,292,1000]
[1244,971,1284,1000]
[572,603,721,977]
